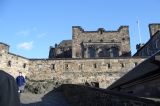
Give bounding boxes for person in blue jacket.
[16,72,25,93]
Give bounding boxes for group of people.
[0,70,26,106]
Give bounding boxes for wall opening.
[51,64,55,70]
[8,61,11,67]
[108,63,111,69]
[135,62,138,66]
[91,82,99,88]
[121,63,125,68]
[93,63,97,68]
[23,63,26,68]
[65,64,69,70]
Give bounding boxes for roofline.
[72,26,129,33]
[0,42,10,47]
[8,52,29,60]
[108,50,160,90]
[133,31,160,56]
[30,56,146,61]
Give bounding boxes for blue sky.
[0,0,160,58]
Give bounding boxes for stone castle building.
[3,24,160,88]
[49,26,131,58]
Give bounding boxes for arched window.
[88,46,96,58]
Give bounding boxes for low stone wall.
[62,84,160,106]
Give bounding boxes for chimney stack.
[149,24,160,37]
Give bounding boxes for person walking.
[16,72,26,93]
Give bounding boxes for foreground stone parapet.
[62,84,160,106]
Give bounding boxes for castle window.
[121,63,125,68]
[100,39,103,42]
[51,64,55,70]
[93,63,97,68]
[100,30,103,34]
[65,64,69,70]
[8,61,11,67]
[134,62,138,66]
[122,38,125,41]
[108,63,111,69]
[88,40,92,42]
[23,63,26,68]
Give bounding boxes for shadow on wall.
[21,86,69,106]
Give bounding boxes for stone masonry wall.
[0,43,30,78]
[28,58,144,88]
[0,42,145,88]
[72,26,131,58]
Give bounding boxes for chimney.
[149,24,160,37]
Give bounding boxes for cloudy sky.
[0,0,160,58]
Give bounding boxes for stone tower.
[72,26,131,58]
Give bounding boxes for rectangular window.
[93,63,97,68]
[23,63,26,68]
[51,64,55,70]
[108,63,111,69]
[65,64,69,70]
[134,62,138,66]
[121,63,125,68]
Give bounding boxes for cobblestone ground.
[20,91,69,106]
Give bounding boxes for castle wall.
[28,58,145,88]
[0,43,30,78]
[0,42,145,88]
[72,26,131,58]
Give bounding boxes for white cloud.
[17,41,33,50]
[16,29,30,36]
[37,33,47,38]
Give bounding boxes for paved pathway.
[20,91,69,106]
